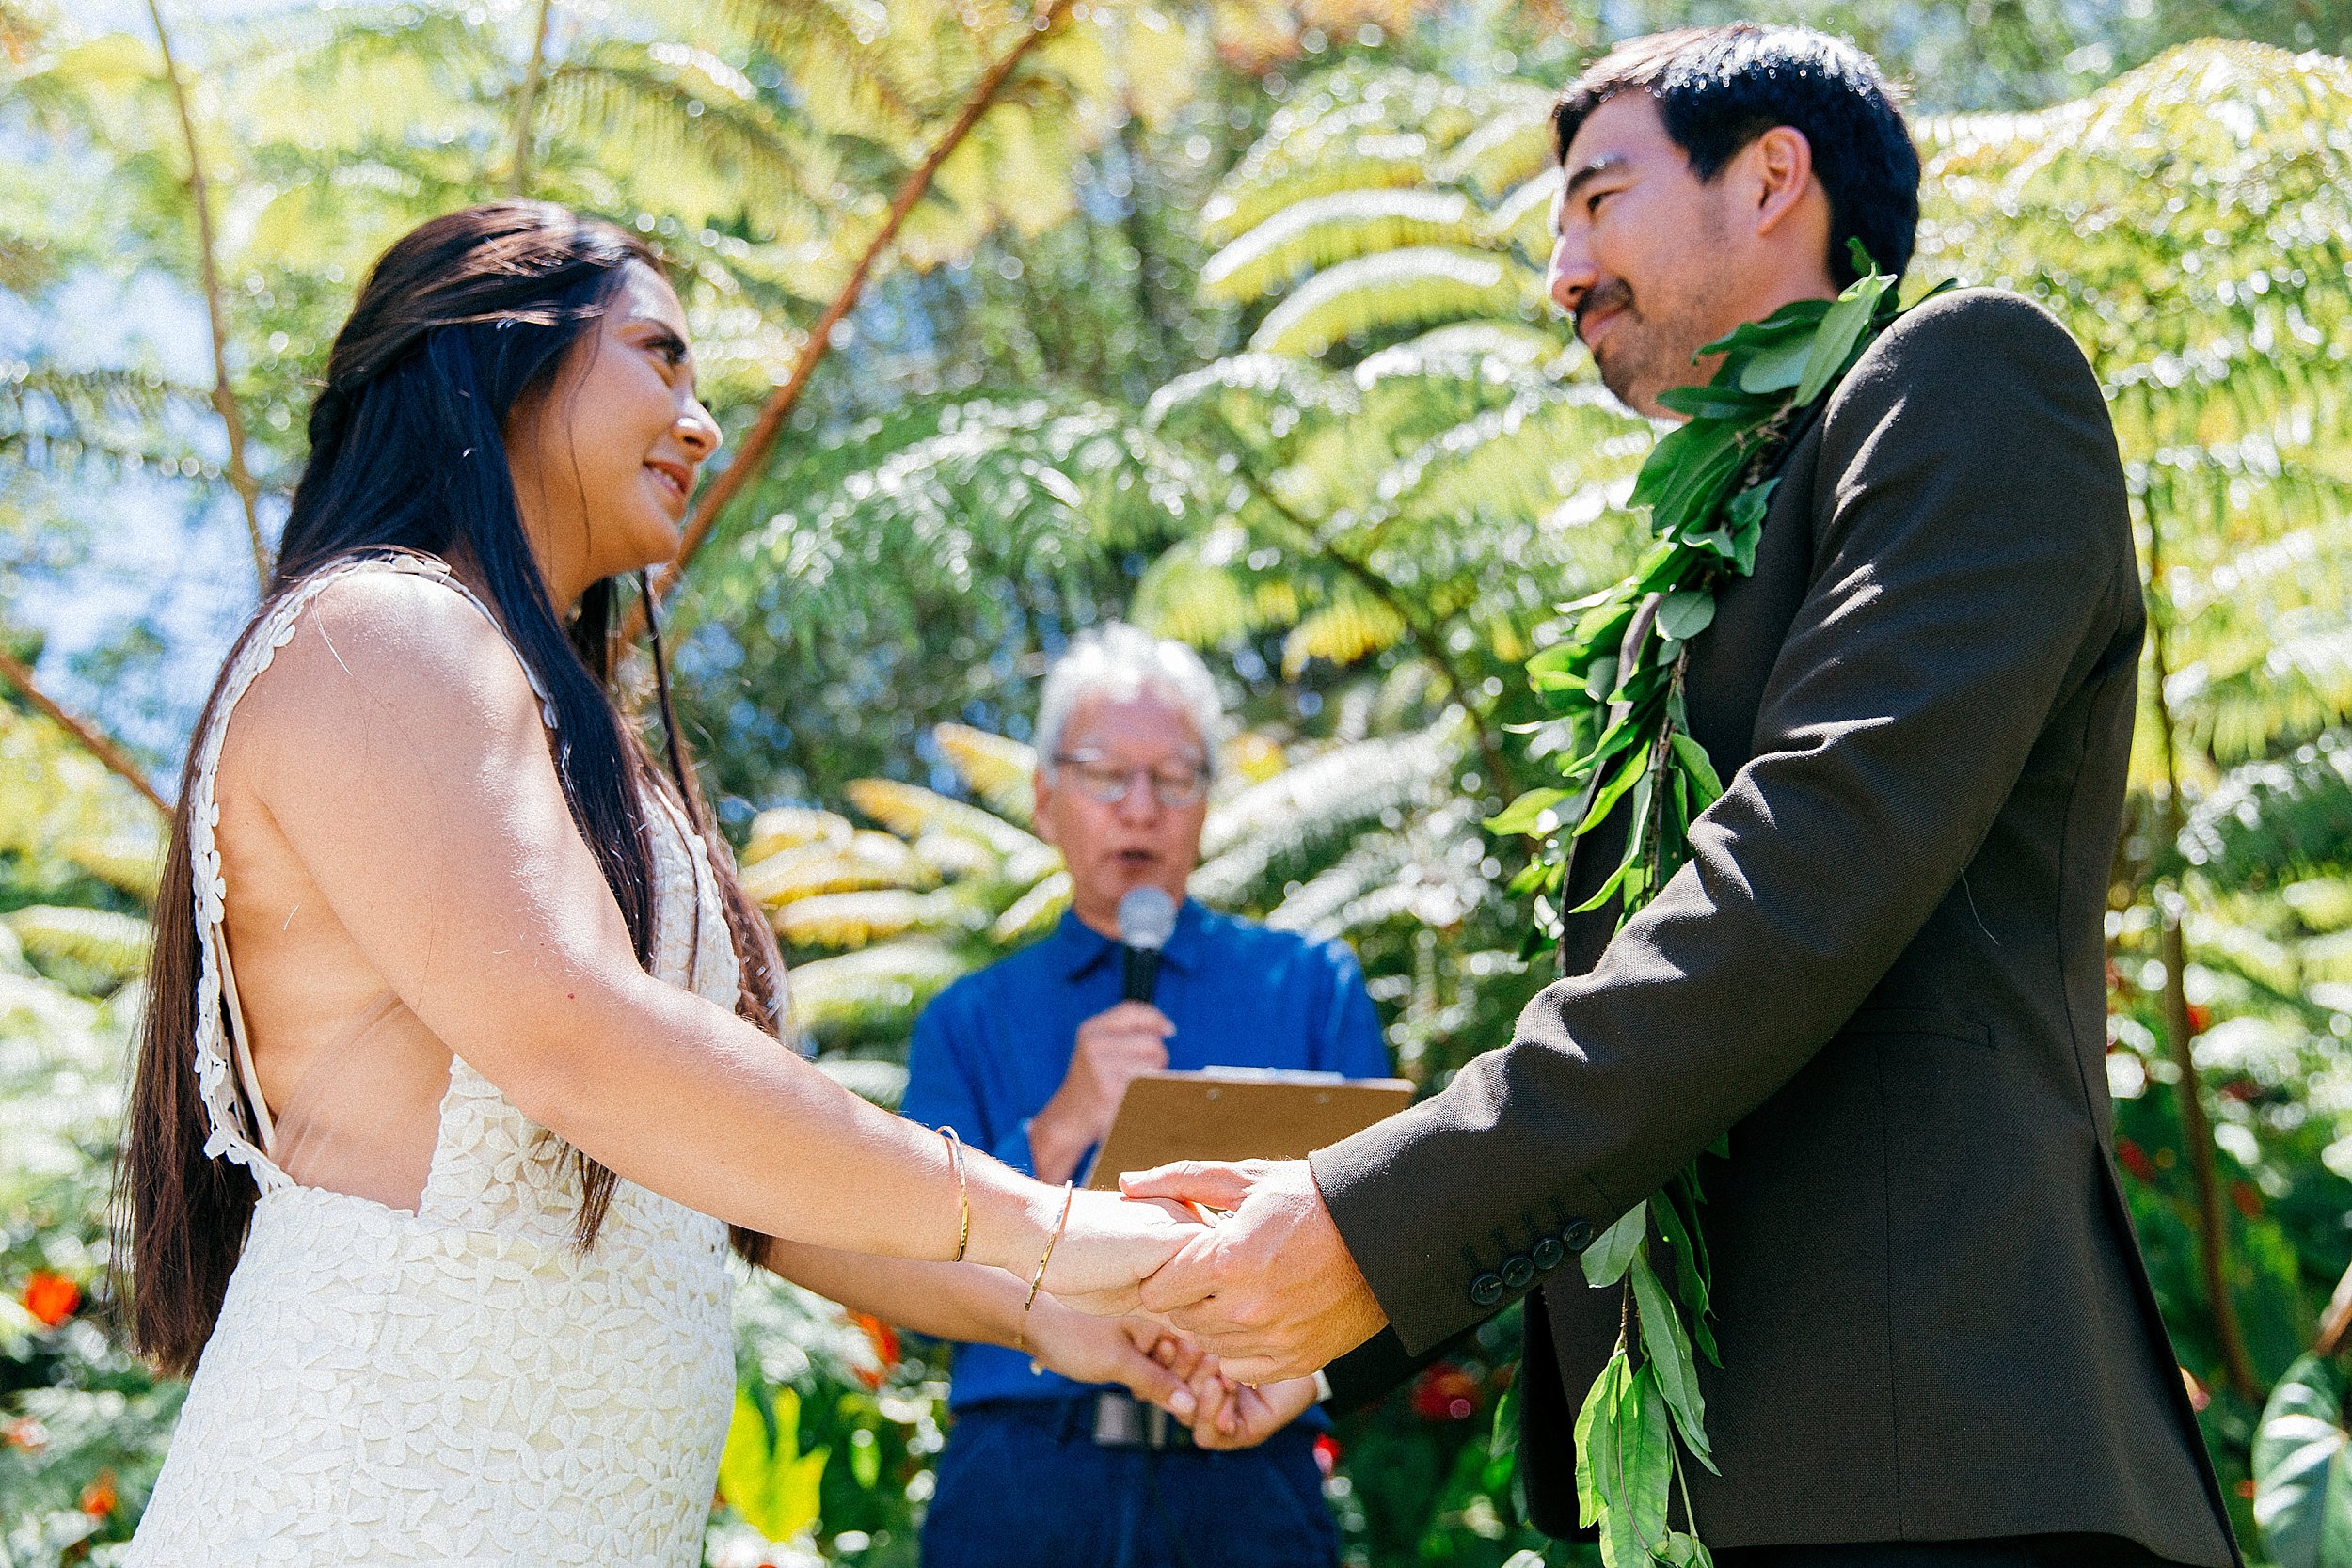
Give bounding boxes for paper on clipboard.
[1081,1069,1416,1191]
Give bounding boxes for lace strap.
[187,549,558,1193]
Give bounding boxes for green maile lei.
[1487,245,1941,1567]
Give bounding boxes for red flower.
[848,1310,898,1388]
[1312,1433,1340,1477]
[2232,1180,2263,1220]
[2116,1139,2158,1183]
[79,1469,117,1519]
[22,1271,79,1328]
[2186,1004,2213,1036]
[1410,1364,1481,1422]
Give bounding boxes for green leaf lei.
[1489,247,1931,1566]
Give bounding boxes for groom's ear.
[1740,125,1821,238]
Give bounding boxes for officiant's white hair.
[1035,623,1222,771]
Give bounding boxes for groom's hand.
[1120,1158,1386,1384]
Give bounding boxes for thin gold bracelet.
[938,1126,970,1264]
[1017,1180,1075,1370]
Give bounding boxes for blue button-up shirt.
[900,897,1391,1409]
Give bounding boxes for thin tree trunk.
[624,0,1076,641]
[2144,533,2259,1402]
[505,0,556,197]
[0,647,171,816]
[147,0,268,590]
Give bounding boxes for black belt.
[971,1391,1195,1451]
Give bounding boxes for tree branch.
[505,0,556,197]
[2144,521,2259,1404]
[0,646,171,816]
[623,0,1076,641]
[147,0,268,591]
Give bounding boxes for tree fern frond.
[541,44,829,230]
[934,721,1037,823]
[6,904,150,983]
[746,806,857,863]
[748,830,937,906]
[774,886,990,950]
[1247,245,1540,356]
[989,868,1071,945]
[1484,165,1561,257]
[1200,188,1477,307]
[1193,719,1463,904]
[1282,589,1406,676]
[712,0,930,141]
[788,939,973,1045]
[845,778,1057,883]
[1429,88,1553,198]
[2180,730,2352,891]
[1132,525,1286,648]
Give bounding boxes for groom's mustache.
[1575,278,1636,345]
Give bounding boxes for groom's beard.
[1576,265,1732,420]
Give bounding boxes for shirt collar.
[1054,896,1206,982]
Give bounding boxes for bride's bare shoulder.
[227,566,546,776]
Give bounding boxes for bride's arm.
[761,1240,1205,1413]
[230,573,1184,1297]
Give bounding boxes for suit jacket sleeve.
[1309,290,2137,1354]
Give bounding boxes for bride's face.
[504,261,720,607]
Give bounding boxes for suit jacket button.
[1562,1218,1596,1253]
[1501,1254,1535,1290]
[1469,1273,1505,1308]
[1531,1236,1565,1272]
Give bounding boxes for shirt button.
[1531,1236,1565,1272]
[1469,1273,1505,1308]
[1562,1218,1596,1253]
[1501,1254,1535,1291]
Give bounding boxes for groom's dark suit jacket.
[1314,289,2238,1564]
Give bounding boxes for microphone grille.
[1116,885,1178,951]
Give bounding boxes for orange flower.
[80,1468,118,1519]
[3,1416,47,1454]
[849,1310,899,1387]
[22,1271,79,1328]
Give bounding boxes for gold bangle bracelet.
[1017,1180,1075,1370]
[938,1126,970,1265]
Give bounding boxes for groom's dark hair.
[1552,24,1920,286]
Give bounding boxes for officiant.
[900,623,1388,1568]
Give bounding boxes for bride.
[115,200,1198,1563]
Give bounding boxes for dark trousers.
[1718,1538,2199,1567]
[919,1400,1341,1568]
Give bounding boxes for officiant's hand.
[1183,1367,1321,1450]
[1120,1159,1386,1384]
[1028,1002,1174,1183]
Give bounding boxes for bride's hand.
[1038,1189,1201,1314]
[1019,1302,1207,1420]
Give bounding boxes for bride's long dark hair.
[118,201,789,1376]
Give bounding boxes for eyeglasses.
[1052,752,1211,810]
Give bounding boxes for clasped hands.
[1038,1158,1390,1447]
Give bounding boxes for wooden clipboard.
[1081,1069,1417,1191]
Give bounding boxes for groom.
[1125,24,2240,1567]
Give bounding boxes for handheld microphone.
[1116,885,1178,1004]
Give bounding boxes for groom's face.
[1547,92,1740,420]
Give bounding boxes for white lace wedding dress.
[126,552,743,1565]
